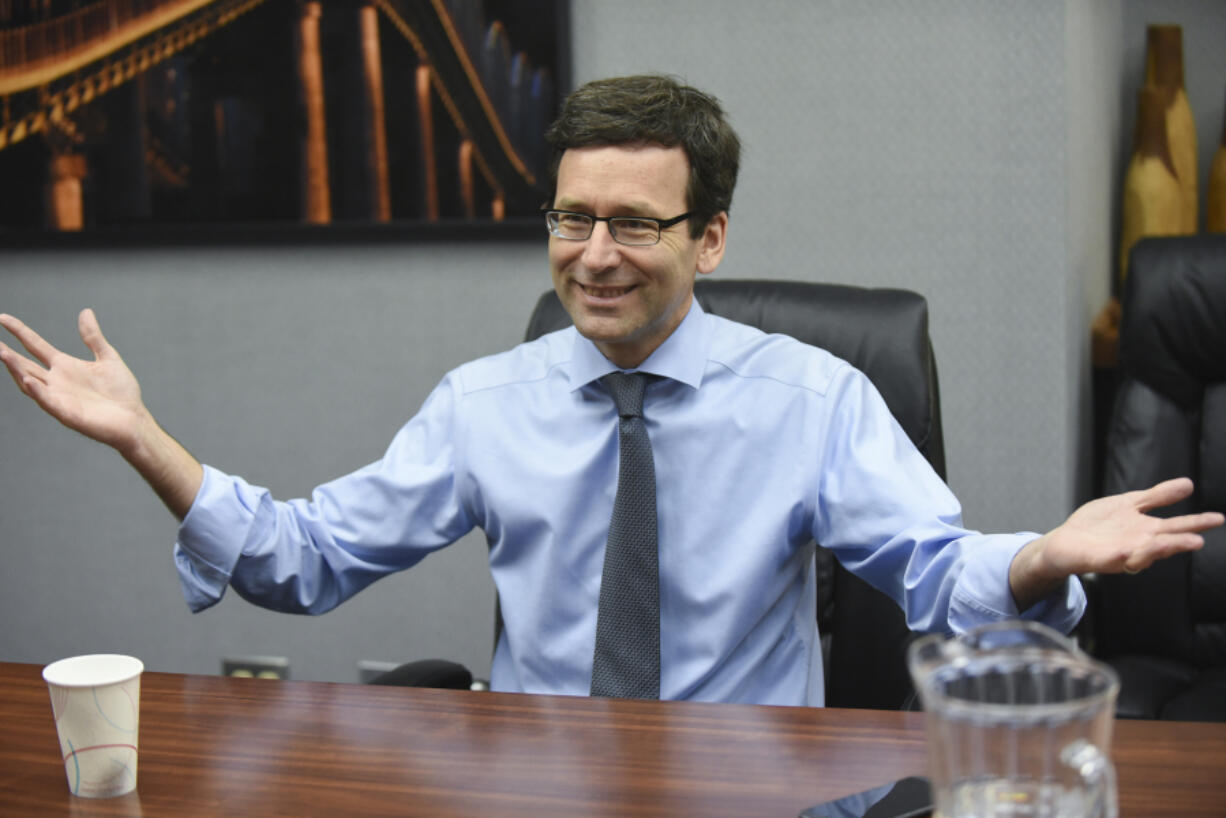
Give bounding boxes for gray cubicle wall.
[1,240,537,681]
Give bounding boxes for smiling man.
[548,142,726,368]
[1,75,1221,706]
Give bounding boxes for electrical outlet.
[222,655,290,680]
[358,660,399,684]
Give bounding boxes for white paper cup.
[42,654,143,798]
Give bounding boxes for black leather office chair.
[375,278,946,709]
[1088,236,1226,721]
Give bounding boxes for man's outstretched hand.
[1010,477,1224,611]
[1,309,150,453]
[1,309,203,519]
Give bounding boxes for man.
[1,76,1221,706]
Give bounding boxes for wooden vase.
[1208,87,1226,233]
[1145,24,1198,232]
[1119,85,1185,284]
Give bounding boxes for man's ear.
[696,212,728,275]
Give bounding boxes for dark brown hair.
[544,75,741,237]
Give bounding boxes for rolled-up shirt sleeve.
[173,375,476,614]
[948,532,1084,633]
[812,365,1085,636]
[174,465,257,612]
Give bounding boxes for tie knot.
[602,372,648,418]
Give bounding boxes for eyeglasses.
[542,209,693,246]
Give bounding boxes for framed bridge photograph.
[0,0,569,236]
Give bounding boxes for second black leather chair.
[1089,236,1226,721]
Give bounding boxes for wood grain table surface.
[1,661,1223,816]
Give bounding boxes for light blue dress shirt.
[174,299,1084,706]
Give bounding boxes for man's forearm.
[119,412,203,520]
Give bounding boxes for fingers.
[1133,477,1195,512]
[16,369,57,414]
[1160,510,1226,535]
[0,313,61,366]
[1122,531,1206,574]
[77,308,114,360]
[0,338,48,394]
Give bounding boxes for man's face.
[549,144,726,369]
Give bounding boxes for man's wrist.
[1008,533,1065,613]
[116,408,166,468]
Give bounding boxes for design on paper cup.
[43,655,143,798]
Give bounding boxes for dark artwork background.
[0,0,568,235]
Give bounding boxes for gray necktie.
[590,372,660,699]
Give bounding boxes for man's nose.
[580,220,622,269]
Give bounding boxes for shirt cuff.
[173,464,255,613]
[949,532,1087,635]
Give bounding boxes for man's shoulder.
[703,313,852,395]
[450,327,575,395]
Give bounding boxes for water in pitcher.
[939,777,1093,817]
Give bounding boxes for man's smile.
[578,282,637,301]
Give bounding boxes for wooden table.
[1,662,1223,816]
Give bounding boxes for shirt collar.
[567,297,710,391]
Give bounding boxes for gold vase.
[1145,24,1198,232]
[1208,87,1226,233]
[1119,85,1185,284]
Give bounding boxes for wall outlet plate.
[222,655,290,680]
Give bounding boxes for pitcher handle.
[1061,739,1118,818]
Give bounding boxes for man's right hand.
[1,309,150,451]
[0,309,203,519]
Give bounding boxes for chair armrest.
[366,659,474,689]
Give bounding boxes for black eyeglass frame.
[541,208,694,246]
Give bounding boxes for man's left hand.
[1009,477,1224,611]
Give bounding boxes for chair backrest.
[524,278,946,709]
[1096,237,1226,686]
